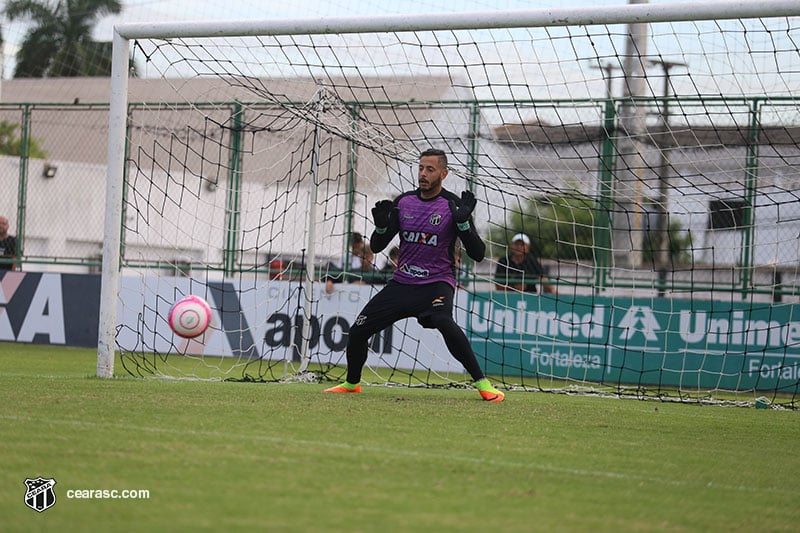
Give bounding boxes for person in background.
[494,233,554,294]
[0,216,17,271]
[454,241,467,289]
[325,232,366,293]
[376,245,399,284]
[356,241,378,284]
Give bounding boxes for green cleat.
[474,378,505,402]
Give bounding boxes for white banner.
[116,277,465,373]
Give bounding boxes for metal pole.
[97,31,131,378]
[224,102,244,276]
[590,62,620,100]
[595,98,617,292]
[343,105,360,277]
[15,104,31,269]
[741,98,760,297]
[613,0,650,268]
[297,88,326,374]
[114,1,800,40]
[649,59,687,269]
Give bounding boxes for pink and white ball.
[168,295,212,339]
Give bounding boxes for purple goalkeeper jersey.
[392,189,460,289]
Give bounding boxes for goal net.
[99,1,800,408]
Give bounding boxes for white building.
[2,76,799,288]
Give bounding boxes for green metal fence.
[2,96,799,300]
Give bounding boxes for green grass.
[2,342,799,532]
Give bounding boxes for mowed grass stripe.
[0,412,791,496]
[2,343,799,532]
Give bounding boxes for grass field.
[2,342,799,532]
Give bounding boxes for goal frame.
[97,0,800,377]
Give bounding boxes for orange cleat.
[474,378,505,402]
[323,383,362,393]
[478,388,505,402]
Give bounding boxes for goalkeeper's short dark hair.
[420,148,447,168]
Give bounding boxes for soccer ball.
[168,295,212,339]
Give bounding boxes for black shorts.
[352,280,455,333]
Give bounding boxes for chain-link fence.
[2,96,799,301]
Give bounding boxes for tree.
[6,0,122,78]
[642,219,694,266]
[491,189,692,265]
[0,121,47,158]
[492,190,598,262]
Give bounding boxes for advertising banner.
[115,276,461,374]
[3,271,799,391]
[467,292,800,390]
[0,271,100,346]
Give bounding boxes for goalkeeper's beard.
[418,175,443,196]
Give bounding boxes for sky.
[0,0,680,78]
[0,0,797,102]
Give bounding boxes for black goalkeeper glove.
[449,190,477,230]
[372,200,395,231]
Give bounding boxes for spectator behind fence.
[324,232,371,293]
[0,216,17,271]
[377,245,399,284]
[357,242,379,284]
[494,233,554,294]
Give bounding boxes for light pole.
[613,1,650,269]
[648,59,687,269]
[590,61,620,100]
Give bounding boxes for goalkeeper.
[325,148,504,402]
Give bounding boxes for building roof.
[492,121,800,147]
[0,75,463,166]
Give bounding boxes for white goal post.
[97,0,800,408]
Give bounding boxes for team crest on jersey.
[429,213,442,226]
[24,477,56,513]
